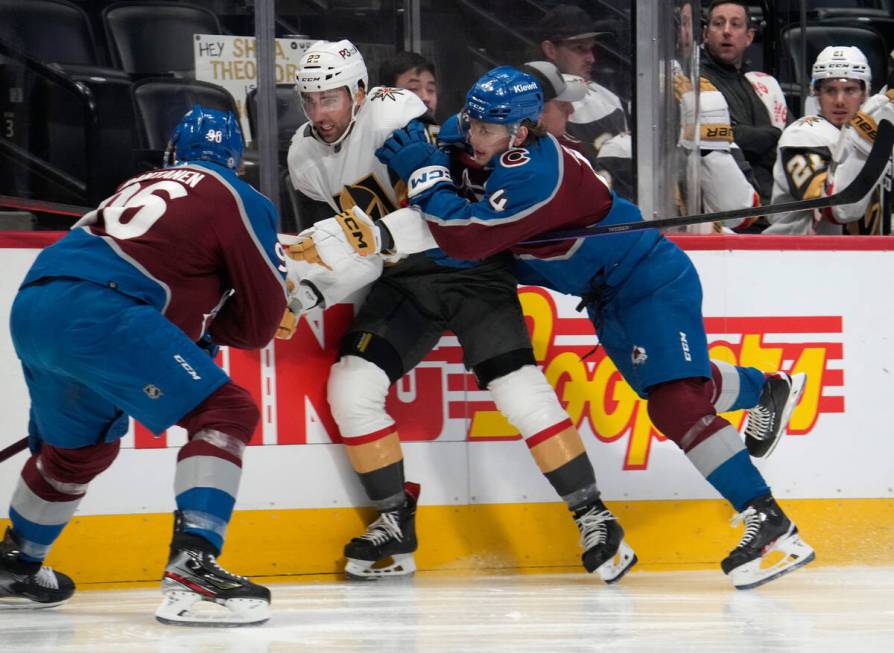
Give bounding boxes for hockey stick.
[0,437,28,463]
[523,119,894,244]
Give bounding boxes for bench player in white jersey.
[765,46,870,235]
[285,40,637,583]
[825,49,894,233]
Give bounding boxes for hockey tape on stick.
[0,437,28,463]
[523,119,894,244]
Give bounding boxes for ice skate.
[155,515,270,626]
[0,527,75,609]
[573,499,637,583]
[744,372,806,458]
[344,482,420,581]
[721,494,815,590]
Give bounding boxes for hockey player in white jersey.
[765,46,870,234]
[825,49,894,232]
[285,40,637,584]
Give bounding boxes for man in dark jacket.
[700,0,789,204]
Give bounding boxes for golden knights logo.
[336,173,403,220]
[369,87,406,102]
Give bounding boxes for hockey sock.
[543,453,601,510]
[359,460,407,511]
[710,361,766,412]
[685,424,770,511]
[175,429,245,553]
[8,442,118,562]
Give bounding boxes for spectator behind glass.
[378,51,438,116]
[536,3,633,199]
[518,61,586,150]
[701,0,789,206]
[766,46,870,235]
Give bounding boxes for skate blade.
[0,597,67,610]
[596,540,638,584]
[155,590,270,627]
[345,553,416,581]
[729,531,816,590]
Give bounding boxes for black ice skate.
[344,482,420,581]
[155,513,270,626]
[744,372,806,458]
[573,499,637,583]
[721,494,815,590]
[0,527,74,609]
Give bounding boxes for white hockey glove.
[275,277,325,340]
[679,87,734,152]
[378,206,438,256]
[281,221,383,309]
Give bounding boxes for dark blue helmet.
[168,104,244,169]
[463,65,544,125]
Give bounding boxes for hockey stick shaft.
[0,436,28,463]
[524,119,894,244]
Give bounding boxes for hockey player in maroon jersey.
[373,66,814,590]
[0,106,287,625]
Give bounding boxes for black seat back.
[0,0,99,66]
[131,77,239,153]
[103,1,222,76]
[779,24,888,94]
[245,85,307,155]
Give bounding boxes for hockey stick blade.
[524,118,894,244]
[0,437,28,463]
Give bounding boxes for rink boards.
[0,233,892,583]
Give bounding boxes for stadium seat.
[102,1,223,76]
[779,24,888,115]
[0,0,99,68]
[245,85,307,161]
[131,77,239,158]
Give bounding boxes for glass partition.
[1,1,892,234]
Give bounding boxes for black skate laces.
[730,507,765,549]
[574,508,614,550]
[359,512,403,545]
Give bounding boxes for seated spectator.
[536,3,633,198]
[378,51,438,116]
[766,46,870,235]
[700,0,789,205]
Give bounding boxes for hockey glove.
[376,120,452,198]
[275,278,324,339]
[277,306,299,340]
[335,206,381,256]
[287,236,331,269]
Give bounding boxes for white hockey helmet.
[811,46,871,92]
[295,39,369,98]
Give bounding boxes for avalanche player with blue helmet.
[375,66,815,590]
[1,106,287,625]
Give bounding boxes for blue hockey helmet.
[167,104,244,169]
[463,65,544,126]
